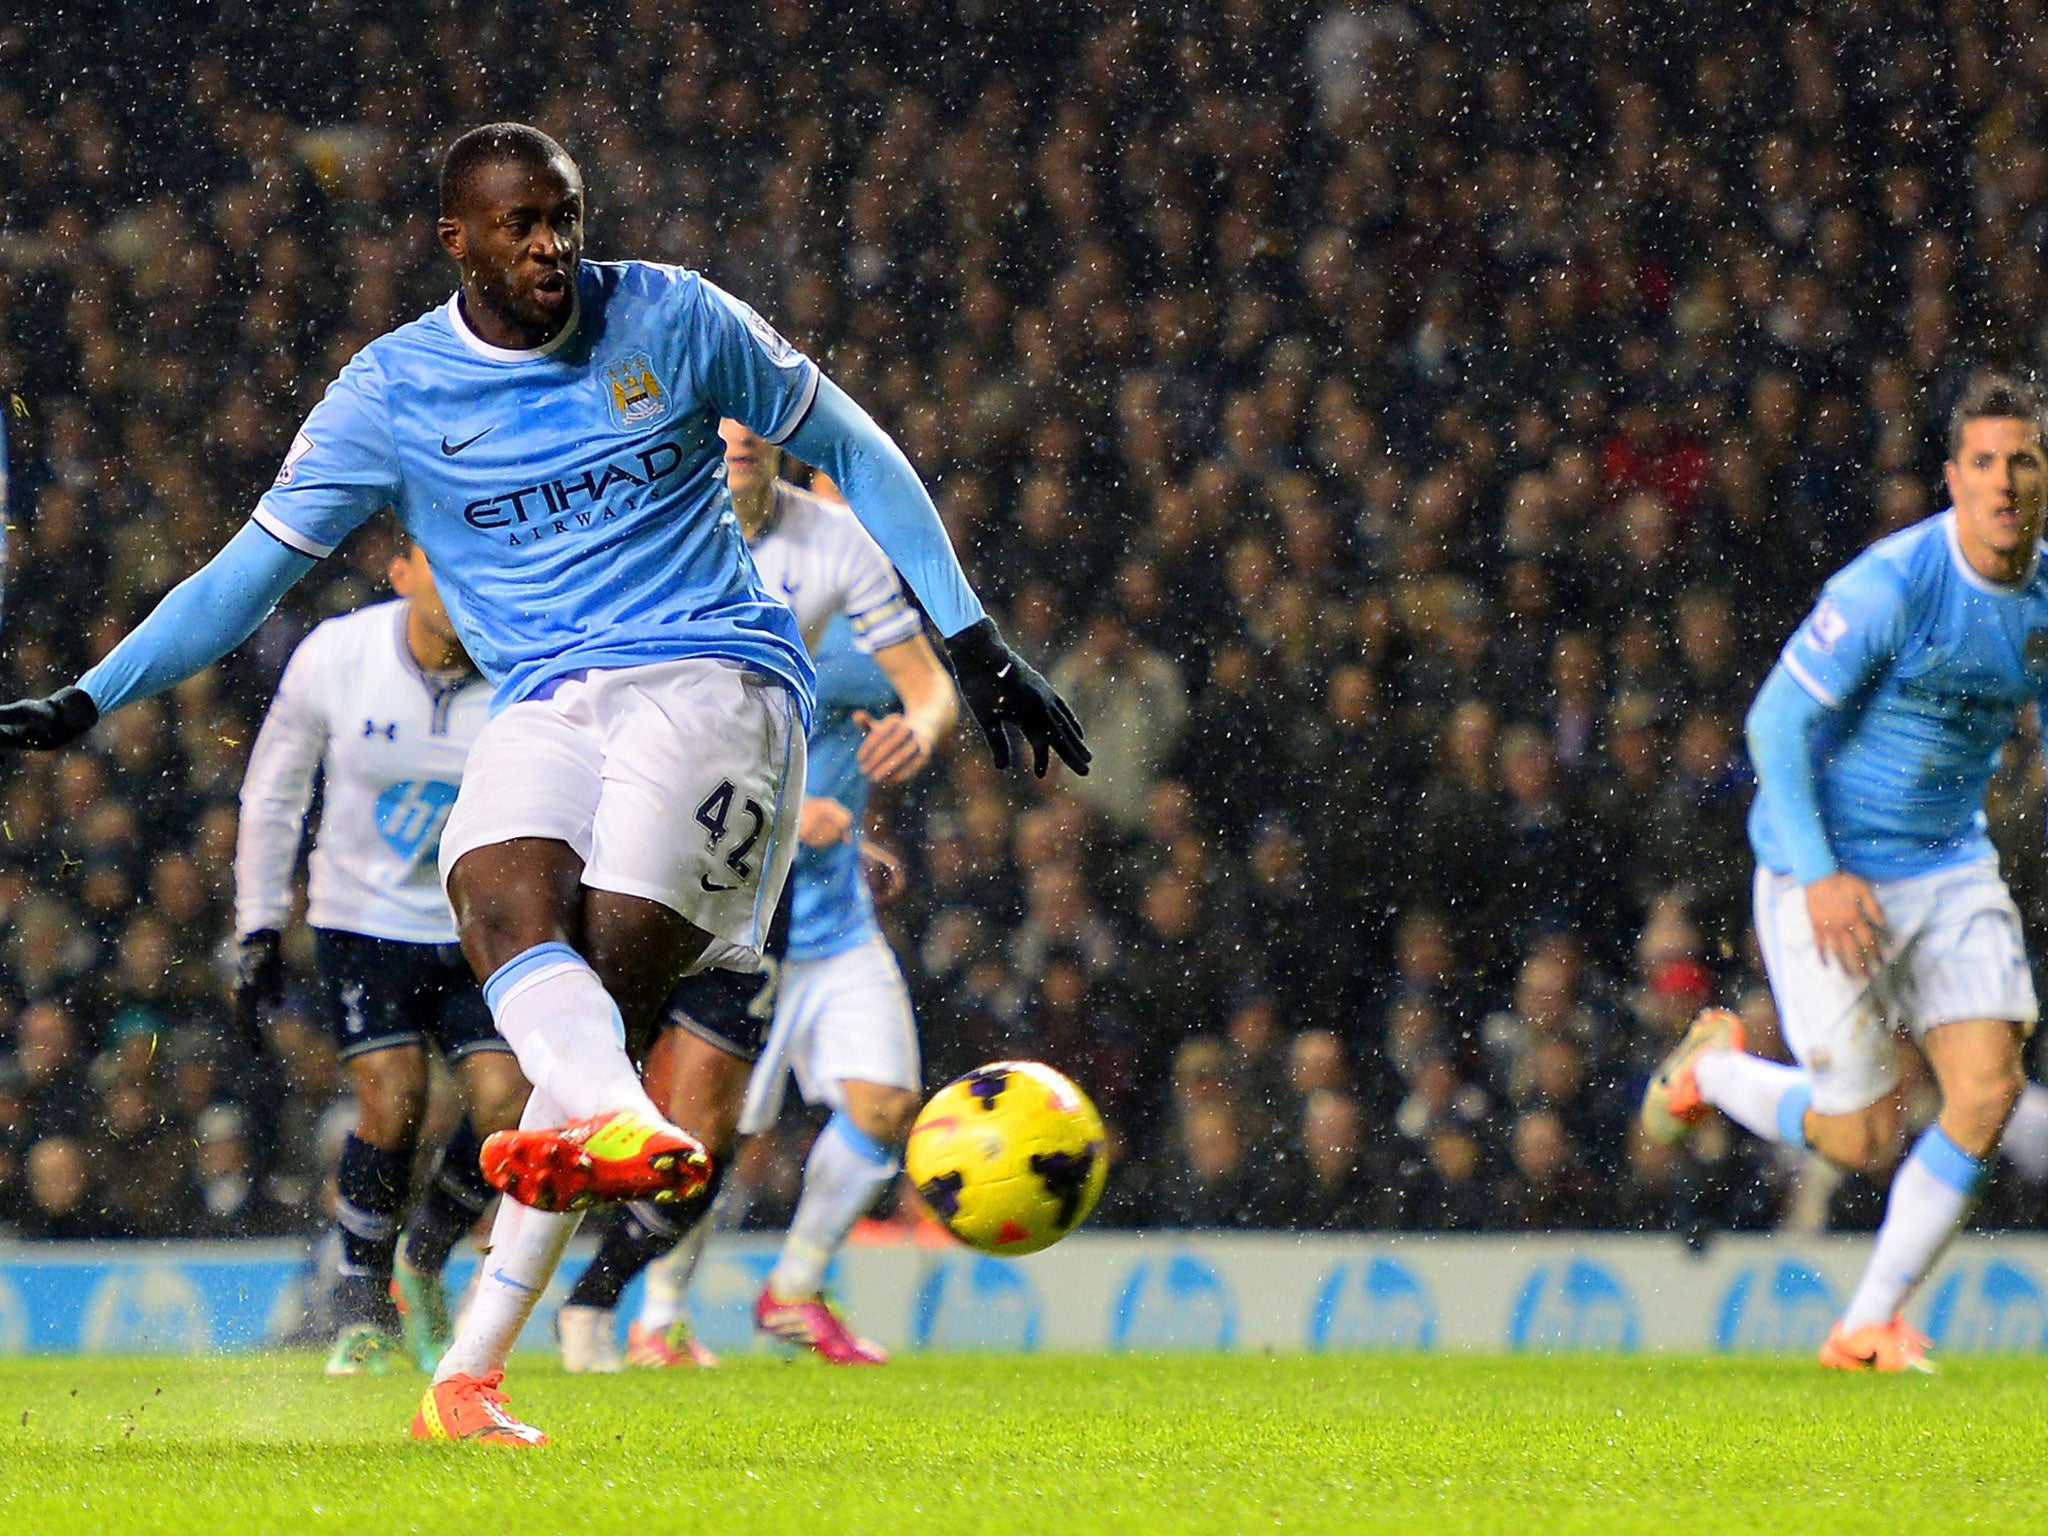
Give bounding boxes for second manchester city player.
[1644,372,2048,1372]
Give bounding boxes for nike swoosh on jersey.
[440,428,494,456]
[700,873,742,893]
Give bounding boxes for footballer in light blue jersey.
[1647,376,2048,1376]
[787,616,897,963]
[1747,507,2048,884]
[0,125,1084,1434]
[248,259,825,717]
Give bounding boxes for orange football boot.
[1819,1316,1935,1373]
[1640,1007,1746,1147]
[480,1110,711,1212]
[409,1370,548,1445]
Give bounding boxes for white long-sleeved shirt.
[743,479,924,655]
[234,600,490,944]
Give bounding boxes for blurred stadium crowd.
[4,0,2048,1245]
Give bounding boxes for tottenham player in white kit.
[234,534,524,1375]
[0,124,1086,1445]
[556,421,954,1368]
[1644,373,2048,1371]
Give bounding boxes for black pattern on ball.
[967,1068,1011,1110]
[1028,1145,1096,1230]
[919,1171,965,1219]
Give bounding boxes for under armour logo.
[363,720,398,740]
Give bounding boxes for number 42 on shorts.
[696,779,764,891]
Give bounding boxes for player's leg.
[413,1084,576,1447]
[393,973,530,1370]
[755,937,919,1364]
[1651,866,1903,1171]
[1832,1016,2025,1349]
[454,663,802,1210]
[418,692,710,1441]
[562,1006,760,1371]
[422,663,801,1437]
[417,943,702,1434]
[1997,1078,2048,1181]
[317,929,432,1375]
[449,838,683,1132]
[331,1042,430,1372]
[1823,858,2036,1370]
[749,1080,909,1365]
[437,689,695,1144]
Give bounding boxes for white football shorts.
[736,934,920,1135]
[1753,853,2037,1115]
[439,657,805,964]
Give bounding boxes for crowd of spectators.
[5,0,2048,1246]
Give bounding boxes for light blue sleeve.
[783,376,985,638]
[690,277,825,447]
[1776,554,1911,708]
[250,350,399,558]
[1746,663,1841,883]
[78,521,316,715]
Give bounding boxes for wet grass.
[0,1352,2043,1534]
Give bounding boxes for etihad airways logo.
[463,439,687,545]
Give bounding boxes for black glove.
[943,618,1091,777]
[231,929,285,1050]
[0,686,98,750]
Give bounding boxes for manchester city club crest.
[600,350,670,430]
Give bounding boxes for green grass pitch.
[1,1353,2044,1534]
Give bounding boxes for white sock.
[1840,1125,1986,1331]
[638,1211,714,1333]
[434,1086,585,1382]
[1694,1048,1812,1146]
[482,942,664,1125]
[1999,1081,2048,1183]
[767,1112,898,1300]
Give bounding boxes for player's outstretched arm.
[0,521,314,751]
[785,378,1089,777]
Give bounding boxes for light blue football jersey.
[252,261,819,719]
[787,616,897,962]
[1750,511,2048,881]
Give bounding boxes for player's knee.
[1950,1063,2025,1143]
[847,1087,919,1151]
[455,905,544,983]
[462,1054,530,1136]
[662,1034,752,1156]
[1817,1100,1904,1176]
[355,1074,429,1149]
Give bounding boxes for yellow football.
[904,1061,1109,1256]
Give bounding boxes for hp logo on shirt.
[374,779,461,863]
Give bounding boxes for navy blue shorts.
[313,929,507,1063]
[664,881,793,1062]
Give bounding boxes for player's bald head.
[439,123,578,220]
